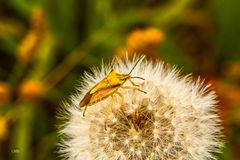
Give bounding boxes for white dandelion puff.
[58,55,223,160]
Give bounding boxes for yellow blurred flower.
[17,8,48,63]
[18,31,41,62]
[31,8,48,31]
[18,80,45,100]
[0,82,11,104]
[0,117,8,141]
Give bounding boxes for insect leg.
[83,105,88,117]
[121,86,147,94]
[115,92,124,106]
[115,91,126,113]
[104,95,114,130]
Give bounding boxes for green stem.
[12,102,35,160]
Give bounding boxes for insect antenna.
[131,76,145,80]
[128,58,142,74]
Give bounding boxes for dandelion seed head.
[58,55,223,160]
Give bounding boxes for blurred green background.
[0,0,240,159]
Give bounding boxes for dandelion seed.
[130,147,135,152]
[136,150,141,155]
[58,55,223,160]
[124,139,130,145]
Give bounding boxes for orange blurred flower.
[122,27,164,58]
[215,81,240,106]
[210,78,240,136]
[127,28,164,50]
[0,82,11,104]
[18,80,45,100]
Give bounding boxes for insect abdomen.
[79,91,92,108]
[80,85,119,107]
